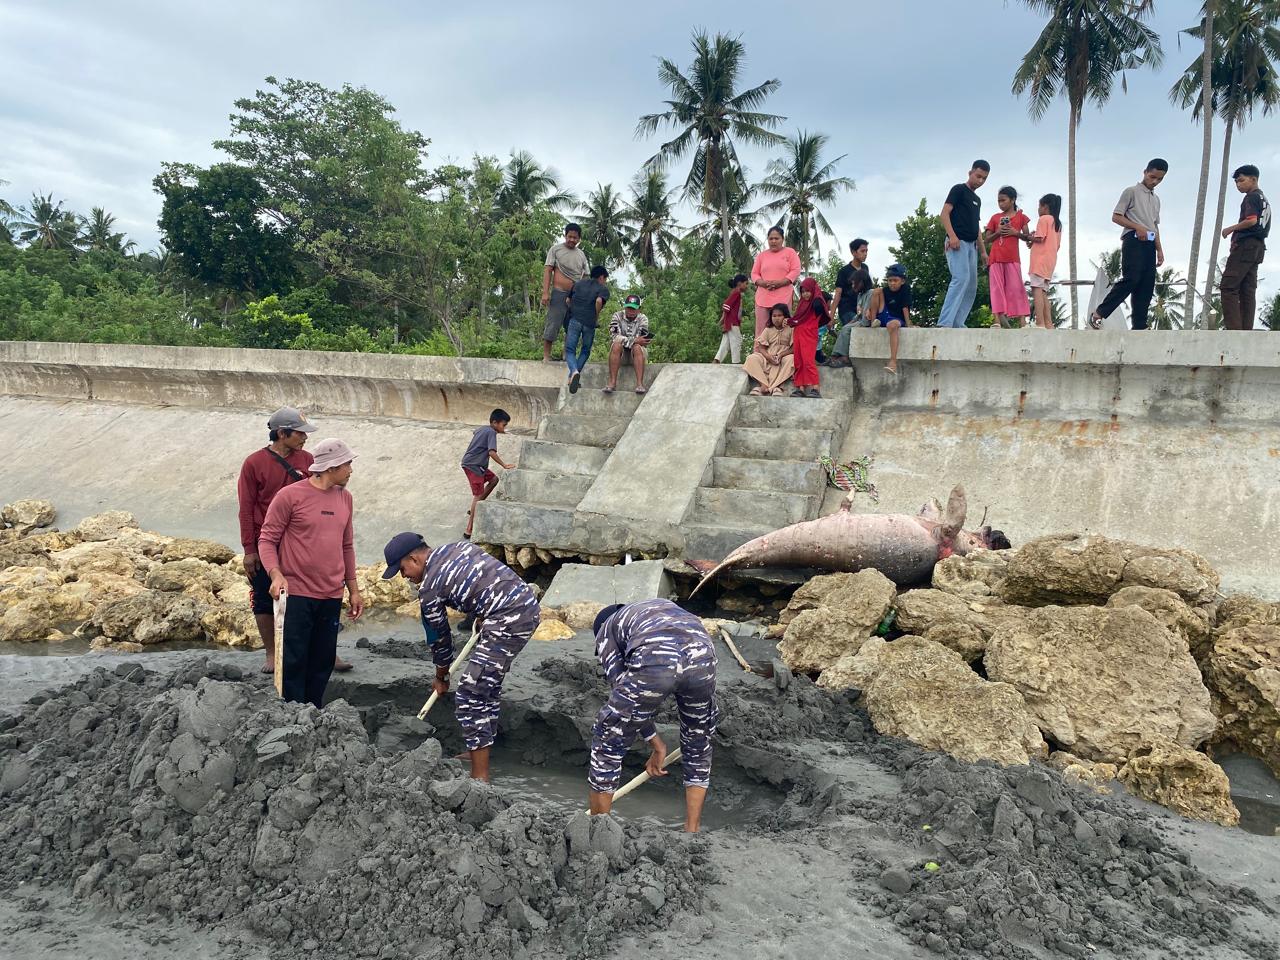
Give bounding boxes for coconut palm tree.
[577,183,634,268]
[13,193,81,250]
[755,131,855,271]
[636,30,785,265]
[0,181,16,245]
[497,150,575,216]
[1171,0,1280,327]
[686,178,763,272]
[80,207,136,255]
[1150,267,1188,329]
[1012,0,1163,327]
[1181,1,1217,327]
[625,170,679,269]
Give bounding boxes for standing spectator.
[1090,159,1168,331]
[1028,194,1063,330]
[713,274,749,364]
[236,407,353,676]
[742,304,795,395]
[866,263,912,375]
[540,223,589,363]
[462,409,515,540]
[982,186,1032,328]
[750,226,802,337]
[788,277,829,398]
[827,239,872,369]
[604,294,652,394]
[565,265,610,393]
[259,438,364,709]
[938,161,990,328]
[1220,164,1270,331]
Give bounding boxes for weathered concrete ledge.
[0,341,567,430]
[847,328,1280,423]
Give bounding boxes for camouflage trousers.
[454,602,539,751]
[588,638,718,793]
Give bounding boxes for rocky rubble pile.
[0,660,713,959]
[0,500,412,652]
[776,533,1280,827]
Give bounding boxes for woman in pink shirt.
[750,226,802,339]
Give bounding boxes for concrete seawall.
[3,336,1278,596]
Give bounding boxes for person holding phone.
[1090,159,1168,330]
[982,186,1032,328]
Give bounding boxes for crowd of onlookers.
[538,157,1269,394]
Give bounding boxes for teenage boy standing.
[1220,164,1270,331]
[938,161,990,328]
[1090,159,1168,331]
[540,223,589,363]
[565,265,610,393]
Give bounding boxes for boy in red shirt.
[982,186,1032,328]
[713,274,748,364]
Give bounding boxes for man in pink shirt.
[259,438,365,707]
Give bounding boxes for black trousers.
[281,595,341,708]
[1220,237,1265,330]
[1097,235,1157,329]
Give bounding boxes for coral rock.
[1206,624,1280,776]
[160,537,236,565]
[1106,586,1211,660]
[74,510,140,542]
[85,590,208,645]
[816,634,945,693]
[778,607,879,674]
[893,589,1025,661]
[1,499,55,532]
[1117,741,1240,827]
[778,569,896,628]
[931,549,1009,597]
[0,587,95,642]
[200,606,262,649]
[532,619,575,642]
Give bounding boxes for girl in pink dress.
[1027,194,1063,330]
[982,186,1032,328]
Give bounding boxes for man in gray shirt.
[541,223,589,362]
[1090,158,1168,331]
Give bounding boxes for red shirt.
[257,481,357,600]
[237,447,315,554]
[986,210,1031,264]
[721,288,743,332]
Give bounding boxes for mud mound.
[0,660,714,959]
[354,634,432,661]
[854,755,1270,958]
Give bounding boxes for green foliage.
[1261,290,1280,330]
[888,199,989,327]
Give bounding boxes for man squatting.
[589,599,718,832]
[382,534,540,781]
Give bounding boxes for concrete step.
[735,394,848,431]
[723,426,835,461]
[683,522,774,563]
[559,386,644,418]
[519,439,610,475]
[473,499,574,548]
[537,413,630,448]
[711,456,824,491]
[493,468,593,508]
[573,363,661,390]
[818,365,855,399]
[694,486,818,529]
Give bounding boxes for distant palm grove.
[3,7,1280,358]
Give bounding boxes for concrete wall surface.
[0,341,566,431]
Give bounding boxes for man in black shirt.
[826,239,872,368]
[938,161,990,328]
[1220,164,1270,330]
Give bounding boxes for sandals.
[602,386,615,394]
[883,366,898,377]
[635,387,647,395]
[749,387,763,396]
[806,388,822,399]
[790,388,805,398]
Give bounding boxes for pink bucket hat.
[308,438,358,472]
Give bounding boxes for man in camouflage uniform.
[381,533,539,781]
[589,599,718,832]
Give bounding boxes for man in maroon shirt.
[237,407,351,674]
[259,438,365,708]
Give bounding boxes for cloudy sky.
[3,0,1278,315]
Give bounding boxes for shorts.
[464,467,497,496]
[1028,273,1052,290]
[249,562,274,616]
[873,310,903,328]
[542,288,571,341]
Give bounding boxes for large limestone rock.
[985,605,1216,763]
[53,542,140,580]
[1,499,55,533]
[999,534,1218,607]
[354,563,418,610]
[145,558,240,601]
[1106,586,1212,660]
[817,634,945,692]
[543,601,603,631]
[1116,742,1240,827]
[778,569,896,628]
[532,619,575,642]
[778,608,879,674]
[160,537,236,565]
[893,589,1025,662]
[931,549,1009,597]
[61,572,148,607]
[1216,595,1280,632]
[112,528,172,558]
[216,580,252,606]
[74,510,140,542]
[0,538,55,572]
[0,565,66,607]
[200,606,261,649]
[1206,624,1280,775]
[84,590,208,645]
[862,646,1047,766]
[0,588,95,642]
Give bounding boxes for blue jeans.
[938,241,978,328]
[565,319,595,375]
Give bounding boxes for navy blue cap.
[885,263,907,279]
[593,603,624,637]
[381,532,427,579]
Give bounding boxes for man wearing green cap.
[604,294,651,395]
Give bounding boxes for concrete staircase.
[683,367,855,563]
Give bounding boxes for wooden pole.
[610,747,683,805]
[416,627,480,720]
[273,592,285,696]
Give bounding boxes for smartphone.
[999,216,1011,227]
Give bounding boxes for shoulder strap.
[265,447,305,482]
